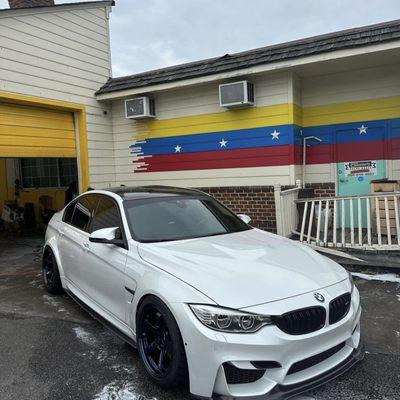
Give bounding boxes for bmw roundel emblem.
[314,292,325,303]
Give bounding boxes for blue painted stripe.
[131,118,400,157]
[131,124,296,156]
[301,118,400,145]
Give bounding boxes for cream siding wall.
[300,64,400,185]
[391,159,400,180]
[0,3,115,189]
[302,64,400,107]
[112,71,296,188]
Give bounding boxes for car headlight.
[348,271,354,293]
[189,304,273,333]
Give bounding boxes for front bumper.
[214,342,364,400]
[171,281,362,399]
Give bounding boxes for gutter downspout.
[302,136,322,189]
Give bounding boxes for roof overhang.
[96,40,400,101]
[0,0,114,18]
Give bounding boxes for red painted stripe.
[301,143,333,165]
[136,139,400,173]
[391,138,400,159]
[336,140,385,163]
[305,140,388,164]
[137,145,293,172]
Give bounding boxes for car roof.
[103,185,207,200]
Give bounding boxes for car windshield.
[124,195,252,243]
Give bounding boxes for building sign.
[344,160,377,177]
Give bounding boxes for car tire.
[137,296,188,389]
[42,248,63,294]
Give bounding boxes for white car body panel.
[137,228,348,309]
[172,286,361,398]
[44,188,363,400]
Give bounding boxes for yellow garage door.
[0,101,76,158]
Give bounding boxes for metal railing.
[295,192,400,250]
[274,180,301,237]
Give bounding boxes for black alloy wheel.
[141,307,173,376]
[42,248,63,294]
[137,297,188,389]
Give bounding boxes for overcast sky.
[1,0,400,77]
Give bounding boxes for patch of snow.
[42,294,69,314]
[397,294,400,302]
[109,365,132,373]
[93,381,157,400]
[29,279,44,289]
[395,331,400,338]
[73,328,130,368]
[351,272,400,283]
[97,349,112,362]
[42,294,61,307]
[73,326,98,346]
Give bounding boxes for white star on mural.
[358,124,368,135]
[271,129,280,140]
[174,145,182,153]
[219,138,228,148]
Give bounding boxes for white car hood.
[137,228,348,309]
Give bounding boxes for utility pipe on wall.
[302,136,322,189]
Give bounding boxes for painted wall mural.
[129,97,400,173]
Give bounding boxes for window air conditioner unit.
[219,81,254,108]
[125,96,155,119]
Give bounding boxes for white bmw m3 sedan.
[43,186,363,399]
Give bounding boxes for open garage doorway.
[0,157,78,233]
[0,94,89,235]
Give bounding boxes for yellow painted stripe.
[0,126,75,140]
[0,101,76,158]
[0,115,74,130]
[0,135,76,149]
[134,96,400,141]
[303,96,400,127]
[0,159,7,211]
[0,146,77,158]
[292,103,303,126]
[77,109,90,191]
[0,91,85,112]
[0,102,75,121]
[134,103,295,140]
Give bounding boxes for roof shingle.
[96,19,400,96]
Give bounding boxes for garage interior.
[0,100,79,233]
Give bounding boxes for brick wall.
[305,183,335,198]
[199,186,277,232]
[198,182,336,234]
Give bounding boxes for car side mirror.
[89,227,125,247]
[237,214,251,224]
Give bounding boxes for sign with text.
[344,160,377,177]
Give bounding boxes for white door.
[79,195,128,324]
[58,195,97,289]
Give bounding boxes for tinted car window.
[90,196,121,233]
[63,200,76,223]
[70,195,98,232]
[124,196,251,243]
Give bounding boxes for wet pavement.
[0,235,399,400]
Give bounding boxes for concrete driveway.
[0,235,399,400]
